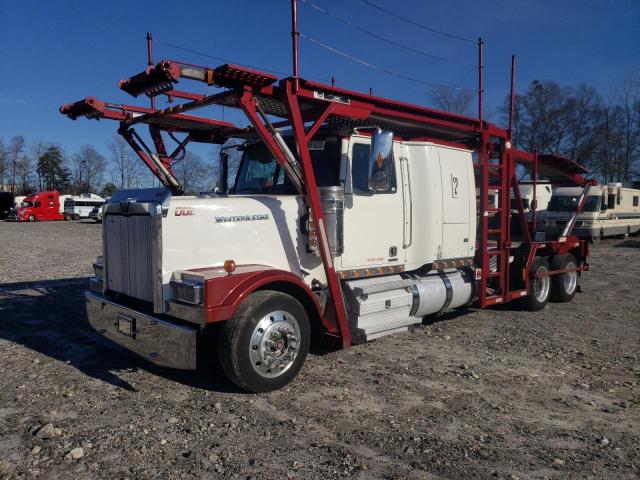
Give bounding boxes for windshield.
[22,201,34,207]
[233,138,341,194]
[548,195,601,213]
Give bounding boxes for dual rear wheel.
[522,254,578,311]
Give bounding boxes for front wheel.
[522,257,551,311]
[217,290,310,393]
[27,214,36,222]
[72,213,80,221]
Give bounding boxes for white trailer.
[511,182,552,215]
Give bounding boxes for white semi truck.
[61,58,594,392]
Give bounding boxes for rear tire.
[590,230,601,245]
[550,254,578,302]
[217,290,310,393]
[522,257,551,311]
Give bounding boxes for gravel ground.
[0,220,638,479]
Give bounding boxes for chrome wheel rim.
[249,311,300,378]
[534,265,550,303]
[564,261,577,295]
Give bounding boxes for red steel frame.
[60,41,595,346]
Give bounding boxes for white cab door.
[340,137,405,270]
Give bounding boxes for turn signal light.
[224,259,236,275]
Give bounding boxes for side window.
[35,201,41,208]
[633,196,639,207]
[351,143,396,195]
[607,194,615,209]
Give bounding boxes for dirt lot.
[0,220,638,479]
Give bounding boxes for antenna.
[146,32,155,109]
[478,37,484,121]
[291,0,300,91]
[509,55,516,138]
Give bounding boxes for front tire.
[27,214,36,222]
[72,213,80,221]
[522,257,551,311]
[217,290,310,393]
[550,254,578,302]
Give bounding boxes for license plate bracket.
[117,314,136,338]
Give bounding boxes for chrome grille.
[105,207,158,304]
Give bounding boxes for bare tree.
[173,152,215,194]
[7,136,25,195]
[0,138,6,191]
[108,135,144,189]
[614,74,640,181]
[429,86,474,115]
[72,145,106,194]
[15,155,34,195]
[30,139,49,191]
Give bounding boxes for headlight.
[93,256,103,280]
[171,279,203,305]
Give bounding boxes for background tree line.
[433,74,640,183]
[0,134,218,197]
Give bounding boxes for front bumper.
[85,291,197,370]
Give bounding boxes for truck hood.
[160,194,324,288]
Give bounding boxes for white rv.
[64,193,105,220]
[545,183,640,242]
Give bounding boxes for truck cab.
[87,130,477,391]
[10,191,64,222]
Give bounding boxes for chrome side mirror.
[368,128,394,192]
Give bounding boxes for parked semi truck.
[61,56,594,392]
[545,183,640,242]
[8,191,65,222]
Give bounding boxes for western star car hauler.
[61,42,595,392]
[8,191,65,222]
[546,183,640,242]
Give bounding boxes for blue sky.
[1,0,639,165]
